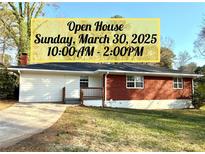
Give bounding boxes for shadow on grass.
[88,107,205,141]
[92,107,205,123]
[2,106,205,152]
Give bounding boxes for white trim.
[83,99,193,109]
[8,68,95,74]
[96,69,203,78]
[84,100,102,107]
[80,76,89,88]
[104,73,108,102]
[8,67,203,78]
[192,79,194,95]
[126,75,144,89]
[173,77,183,89]
[126,87,144,89]
[105,99,193,109]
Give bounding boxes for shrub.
[193,66,205,109]
[0,66,19,99]
[192,86,205,109]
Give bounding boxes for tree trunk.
[2,36,6,65]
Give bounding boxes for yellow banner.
[30,18,160,63]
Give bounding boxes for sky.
[43,2,205,67]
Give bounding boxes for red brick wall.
[106,75,192,100]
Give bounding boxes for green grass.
[2,106,205,152]
[201,105,205,110]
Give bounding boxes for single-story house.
[10,62,202,109]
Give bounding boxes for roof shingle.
[11,63,183,74]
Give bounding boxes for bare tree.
[176,51,192,70]
[194,37,205,57]
[161,36,174,50]
[148,37,175,69]
[180,62,197,73]
[194,21,205,57]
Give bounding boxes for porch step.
[64,98,81,104]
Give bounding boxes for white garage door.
[19,72,67,102]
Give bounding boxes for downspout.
[103,72,109,107]
[191,78,195,108]
[18,70,21,102]
[191,78,194,101]
[192,78,194,97]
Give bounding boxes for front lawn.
[1,106,205,152]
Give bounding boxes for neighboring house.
[10,62,203,109]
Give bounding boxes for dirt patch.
[0,100,15,110]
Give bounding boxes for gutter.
[8,68,95,75]
[8,67,203,78]
[96,69,203,78]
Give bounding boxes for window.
[80,76,88,88]
[173,77,183,89]
[126,75,144,88]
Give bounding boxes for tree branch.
[0,18,19,47]
[34,3,44,18]
[8,2,20,21]
[19,2,23,17]
[30,2,36,17]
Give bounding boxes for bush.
[0,67,19,99]
[192,87,205,109]
[193,66,205,109]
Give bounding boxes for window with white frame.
[173,77,183,89]
[80,76,88,88]
[126,75,144,88]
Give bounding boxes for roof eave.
[96,69,203,78]
[8,68,96,74]
[8,68,203,78]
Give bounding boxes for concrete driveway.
[0,102,66,148]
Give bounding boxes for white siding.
[65,75,80,98]
[19,72,82,102]
[19,72,103,103]
[88,76,102,87]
